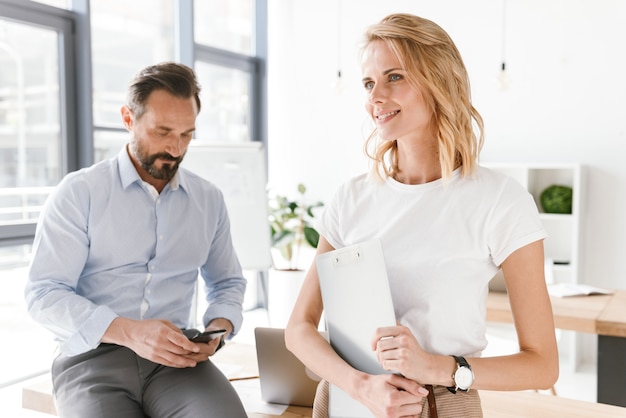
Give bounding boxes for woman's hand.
[356,373,428,418]
[372,325,434,384]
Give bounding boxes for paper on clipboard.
[316,239,396,418]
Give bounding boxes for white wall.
[267,0,626,291]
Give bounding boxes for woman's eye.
[364,81,374,90]
[389,74,402,82]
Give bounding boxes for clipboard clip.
[332,247,362,266]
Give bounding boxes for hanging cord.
[336,0,342,80]
[501,0,507,71]
[496,0,511,90]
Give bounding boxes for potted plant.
[268,183,324,271]
[266,183,323,327]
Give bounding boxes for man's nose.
[164,136,183,157]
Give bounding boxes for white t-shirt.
[318,166,547,357]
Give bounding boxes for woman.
[285,13,558,418]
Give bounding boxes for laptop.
[254,327,321,407]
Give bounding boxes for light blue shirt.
[25,147,247,356]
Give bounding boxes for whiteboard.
[182,141,271,270]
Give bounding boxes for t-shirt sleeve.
[488,177,548,266]
[317,183,347,250]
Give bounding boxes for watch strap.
[453,355,470,369]
[446,355,472,394]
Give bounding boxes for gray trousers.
[51,343,247,418]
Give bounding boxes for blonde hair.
[363,13,484,181]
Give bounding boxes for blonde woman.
[285,13,558,418]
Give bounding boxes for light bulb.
[333,70,344,95]
[496,62,511,91]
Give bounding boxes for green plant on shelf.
[540,184,573,214]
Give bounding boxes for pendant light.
[497,0,511,90]
[333,0,344,94]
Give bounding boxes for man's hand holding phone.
[189,328,227,343]
[184,328,227,359]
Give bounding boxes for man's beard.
[130,141,185,181]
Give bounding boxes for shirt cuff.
[203,304,243,338]
[60,305,119,356]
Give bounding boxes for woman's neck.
[393,137,442,185]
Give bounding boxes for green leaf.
[304,226,320,248]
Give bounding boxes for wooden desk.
[597,290,626,337]
[21,375,314,417]
[245,385,626,418]
[248,406,312,418]
[487,290,626,407]
[480,390,626,418]
[486,291,617,334]
[23,341,626,417]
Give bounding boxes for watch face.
[455,366,474,390]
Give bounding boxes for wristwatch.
[447,355,474,394]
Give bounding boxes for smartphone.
[189,329,227,343]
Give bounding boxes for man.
[25,62,248,417]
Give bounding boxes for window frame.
[0,0,82,246]
[178,0,267,145]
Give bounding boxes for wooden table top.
[480,390,626,417]
[596,290,626,337]
[248,406,313,418]
[486,289,626,336]
[246,389,626,417]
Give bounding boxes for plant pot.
[267,268,306,328]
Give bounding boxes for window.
[89,0,263,153]
[194,61,251,142]
[0,1,76,385]
[0,1,78,247]
[193,0,260,143]
[90,0,175,160]
[194,0,253,55]
[0,14,65,238]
